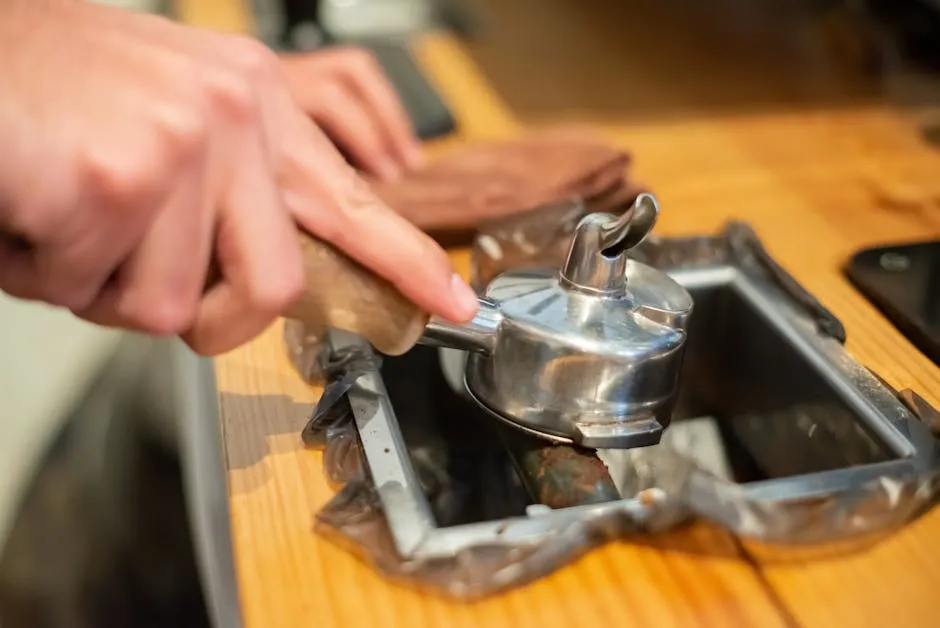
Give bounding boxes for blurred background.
[1,0,939,626]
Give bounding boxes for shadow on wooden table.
[220,393,315,494]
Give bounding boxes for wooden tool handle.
[283,230,431,356]
[206,229,430,356]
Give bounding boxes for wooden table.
[180,1,940,626]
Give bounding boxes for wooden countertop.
[180,1,940,626]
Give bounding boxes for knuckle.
[203,70,256,120]
[338,170,383,219]
[135,295,199,336]
[311,214,343,244]
[6,199,59,245]
[178,327,216,356]
[78,145,161,208]
[226,35,280,78]
[289,198,345,247]
[337,46,380,73]
[248,265,304,316]
[316,80,347,105]
[183,337,215,357]
[151,100,207,159]
[57,283,99,312]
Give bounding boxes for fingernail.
[450,273,479,321]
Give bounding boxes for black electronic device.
[845,239,940,365]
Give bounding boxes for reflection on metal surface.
[413,194,694,450]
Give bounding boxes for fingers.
[231,45,477,324]
[280,48,423,177]
[325,171,479,325]
[73,140,212,334]
[0,178,160,310]
[276,109,477,324]
[329,48,422,170]
[313,81,400,180]
[64,31,302,355]
[180,107,303,356]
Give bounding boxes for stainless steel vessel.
[421,193,694,449]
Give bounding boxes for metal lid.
[485,193,692,348]
[462,193,695,449]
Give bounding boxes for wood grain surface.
[179,1,940,626]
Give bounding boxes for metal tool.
[311,222,940,567]
[419,193,694,449]
[281,193,692,449]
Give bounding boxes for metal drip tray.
[318,225,940,561]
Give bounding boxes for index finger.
[281,126,476,324]
[290,144,477,324]
[261,54,476,324]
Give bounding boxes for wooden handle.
[282,230,430,356]
[205,229,430,356]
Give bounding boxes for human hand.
[0,1,477,355]
[279,47,423,181]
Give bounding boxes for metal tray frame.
[322,232,940,560]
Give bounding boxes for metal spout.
[560,193,660,295]
[419,297,502,355]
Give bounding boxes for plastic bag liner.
[283,200,940,600]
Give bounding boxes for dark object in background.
[0,425,209,628]
[278,0,484,42]
[922,120,940,146]
[360,40,458,141]
[279,0,322,31]
[845,239,940,366]
[0,345,209,628]
[866,0,940,71]
[292,35,457,141]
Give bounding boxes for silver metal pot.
[423,193,694,449]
